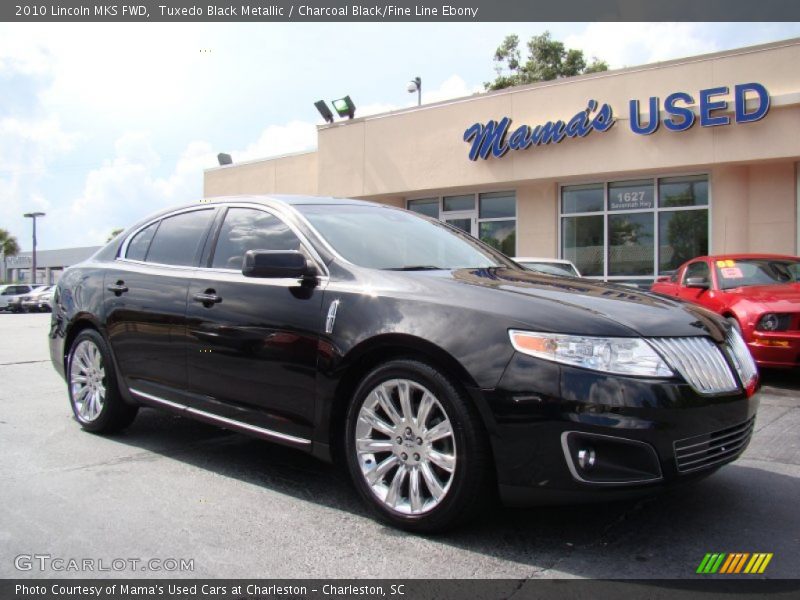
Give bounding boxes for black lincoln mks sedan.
[50,195,760,532]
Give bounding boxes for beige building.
[205,38,800,285]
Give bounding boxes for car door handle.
[193,290,222,306]
[107,281,128,295]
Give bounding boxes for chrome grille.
[674,417,755,473]
[648,336,739,394]
[726,328,759,386]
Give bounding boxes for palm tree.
[0,228,21,283]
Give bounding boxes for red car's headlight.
[756,313,791,332]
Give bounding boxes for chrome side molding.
[129,388,311,446]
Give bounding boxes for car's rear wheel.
[344,359,491,533]
[67,329,138,433]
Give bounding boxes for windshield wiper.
[385,265,445,271]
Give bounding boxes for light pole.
[408,77,421,106]
[23,212,45,285]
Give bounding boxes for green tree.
[486,31,609,91]
[0,228,21,283]
[106,228,124,243]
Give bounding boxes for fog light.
[577,448,596,470]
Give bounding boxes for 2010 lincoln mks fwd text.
[50,196,760,532]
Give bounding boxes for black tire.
[344,359,492,533]
[66,329,138,433]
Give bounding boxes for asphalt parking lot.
[1,313,798,579]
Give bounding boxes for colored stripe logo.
[696,553,773,574]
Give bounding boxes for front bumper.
[749,330,800,368]
[485,354,759,505]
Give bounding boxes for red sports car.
[651,254,800,368]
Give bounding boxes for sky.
[1,22,800,251]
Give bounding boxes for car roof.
[692,253,799,262]
[200,194,384,208]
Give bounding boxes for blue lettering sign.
[629,97,660,135]
[734,82,770,123]
[464,82,770,159]
[664,92,696,132]
[699,86,730,127]
[462,100,615,161]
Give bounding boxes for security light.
[217,153,233,166]
[314,100,335,124]
[408,76,421,106]
[332,96,356,119]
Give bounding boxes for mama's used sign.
[463,83,769,161]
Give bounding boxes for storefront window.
[608,180,654,211]
[659,175,708,208]
[407,198,439,218]
[407,191,517,255]
[659,209,708,273]
[443,195,475,212]
[609,213,654,276]
[479,191,516,219]
[561,175,709,282]
[480,221,516,256]
[562,215,604,277]
[562,184,603,214]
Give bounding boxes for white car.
[0,284,39,312]
[21,285,55,312]
[513,257,581,277]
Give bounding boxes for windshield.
[715,258,800,289]
[297,204,506,270]
[520,262,579,277]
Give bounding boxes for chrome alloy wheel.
[69,339,107,423]
[355,379,457,515]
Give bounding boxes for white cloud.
[564,23,720,70]
[359,74,482,117]
[236,120,318,161]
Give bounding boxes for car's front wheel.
[345,359,491,533]
[67,329,138,433]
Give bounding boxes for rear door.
[183,205,325,443]
[103,207,217,402]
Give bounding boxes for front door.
[184,206,324,442]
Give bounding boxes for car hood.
[379,267,729,340]
[724,283,800,307]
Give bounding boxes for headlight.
[509,330,674,378]
[756,313,790,332]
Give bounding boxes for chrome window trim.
[117,201,330,279]
[119,205,217,264]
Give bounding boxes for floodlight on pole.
[314,100,335,124]
[23,211,45,285]
[407,77,422,106]
[332,96,356,119]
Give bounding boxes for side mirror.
[684,277,709,289]
[242,250,317,280]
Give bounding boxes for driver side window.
[210,208,303,270]
[683,261,709,284]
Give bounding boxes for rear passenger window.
[125,222,159,261]
[146,210,214,267]
[211,208,302,270]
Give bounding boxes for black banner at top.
[3,0,800,22]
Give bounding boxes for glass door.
[444,211,476,236]
[442,194,477,236]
